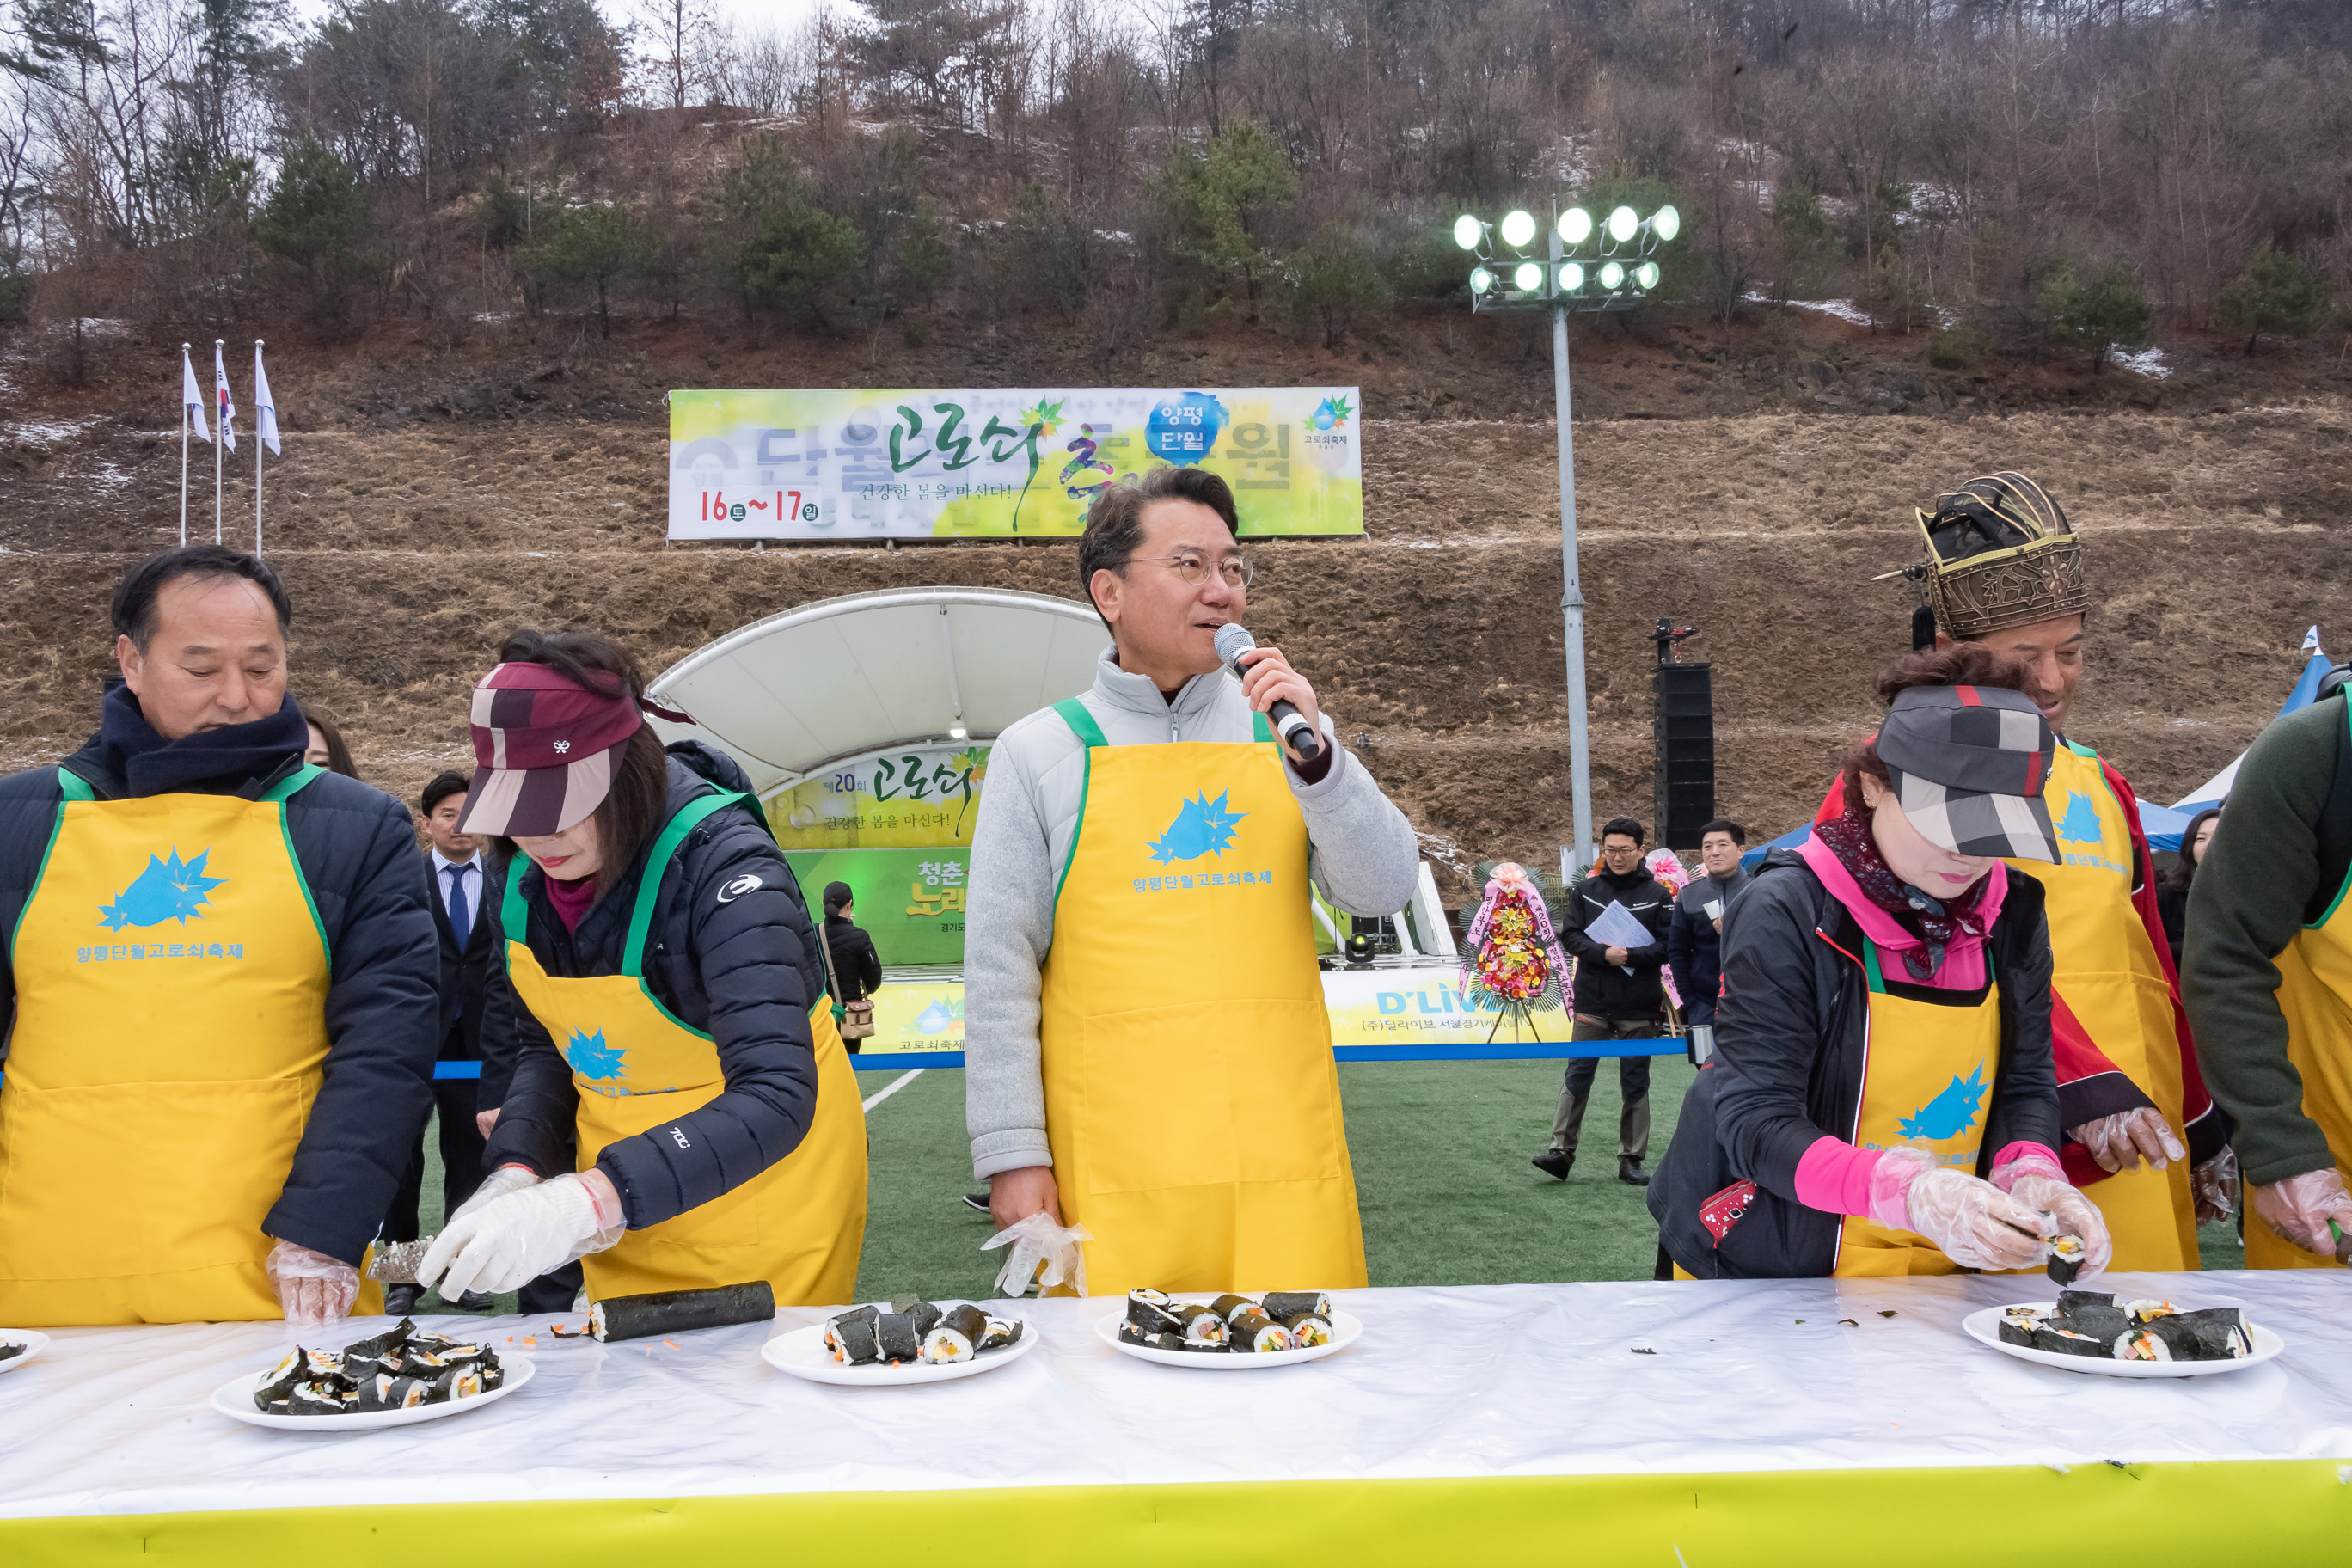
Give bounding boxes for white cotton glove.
[448,1162,543,1227]
[2067,1106,2187,1173]
[1990,1146,2114,1278]
[1867,1146,2049,1272]
[267,1239,360,1331]
[418,1171,625,1298]
[2251,1167,2352,1261]
[2191,1148,2239,1224]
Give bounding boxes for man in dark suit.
[381,770,493,1313]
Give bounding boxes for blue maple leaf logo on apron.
[1148,791,1246,864]
[99,848,226,931]
[566,1028,626,1082]
[2056,791,2103,845]
[1898,1065,1988,1141]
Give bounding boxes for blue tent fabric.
[1742,822,1811,872]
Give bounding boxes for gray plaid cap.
[1876,684,2060,863]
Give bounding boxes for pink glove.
[266,1239,359,1330]
[2192,1148,2239,1224]
[2067,1107,2186,1173]
[2252,1167,2352,1259]
[1867,1146,2049,1271]
[1990,1146,2113,1277]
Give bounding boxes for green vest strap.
[1055,698,1110,750]
[622,791,746,979]
[56,769,94,803]
[259,763,327,804]
[1253,710,1276,745]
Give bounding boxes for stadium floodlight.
[1559,261,1585,291]
[1513,260,1544,291]
[1468,266,1495,295]
[1599,260,1626,289]
[1499,210,1537,248]
[1559,207,1592,245]
[1634,260,1660,290]
[1651,205,1681,242]
[1453,215,1485,251]
[1606,206,1638,243]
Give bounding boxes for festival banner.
[668,387,1363,540]
[766,744,990,850]
[1318,968,1571,1047]
[858,979,968,1052]
[781,848,971,966]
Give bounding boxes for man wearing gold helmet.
[1818,474,2233,1271]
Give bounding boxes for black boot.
[382,1282,422,1316]
[1618,1156,1650,1186]
[1531,1150,1572,1181]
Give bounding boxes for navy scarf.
[96,683,311,798]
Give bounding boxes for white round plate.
[211,1352,535,1430]
[762,1311,1039,1387]
[0,1330,50,1374]
[1097,1307,1363,1369]
[1963,1303,2283,1378]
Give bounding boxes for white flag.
[254,342,280,455]
[2302,625,2322,654]
[181,346,211,444]
[213,342,236,452]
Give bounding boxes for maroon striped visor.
[456,662,644,837]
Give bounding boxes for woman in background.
[300,704,359,779]
[2157,807,2221,971]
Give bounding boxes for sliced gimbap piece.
[1279,1312,1333,1348]
[301,1347,345,1380]
[2112,1328,2171,1362]
[1998,1317,2040,1350]
[1170,1304,1227,1344]
[909,1302,945,1339]
[1175,1335,1228,1354]
[2171,1308,2253,1360]
[341,1319,414,1363]
[589,1281,778,1343]
[2121,1298,2177,1325]
[405,1329,460,1354]
[2030,1326,2109,1359]
[1227,1305,1277,1342]
[1118,1320,1153,1346]
[254,1347,306,1406]
[874,1312,922,1363]
[833,1304,881,1328]
[353,1374,401,1412]
[920,1325,976,1364]
[1126,1294,1183,1336]
[476,1353,505,1392]
[2045,1234,2086,1286]
[1262,1292,1331,1319]
[1129,1288,1173,1307]
[943,1304,989,1343]
[1234,1320,1295,1353]
[0,1342,21,1362]
[826,1315,883,1364]
[286,1381,347,1415]
[978,1318,1022,1351]
[1208,1293,1254,1324]
[2055,1289,2116,1315]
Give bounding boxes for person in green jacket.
[2183,675,2352,1269]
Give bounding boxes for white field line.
[861,1067,926,1112]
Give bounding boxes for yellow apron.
[499,791,867,1306]
[2007,743,2197,1271]
[1834,938,2000,1277]
[2245,703,2352,1271]
[1038,699,1365,1295]
[0,765,336,1326]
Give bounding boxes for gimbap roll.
[1279,1312,1333,1348]
[286,1381,346,1415]
[920,1324,977,1364]
[1234,1320,1295,1353]
[1126,1293,1184,1336]
[588,1282,778,1344]
[1262,1292,1331,1319]
[2045,1234,2086,1286]
[1227,1305,1277,1342]
[1209,1293,1254,1324]
[1170,1304,1228,1344]
[979,1318,1022,1351]
[254,1347,306,1406]
[826,1314,883,1364]
[874,1312,922,1362]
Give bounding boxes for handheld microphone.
[1214,623,1322,763]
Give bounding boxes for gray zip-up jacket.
[965,646,1422,1179]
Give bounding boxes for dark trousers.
[518,1260,584,1314]
[385,1073,486,1243]
[1549,1015,1657,1162]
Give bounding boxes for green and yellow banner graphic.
[669,387,1363,539]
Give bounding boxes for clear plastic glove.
[981,1209,1094,1299]
[1990,1146,2114,1277]
[267,1239,360,1331]
[2251,1167,2352,1259]
[418,1170,625,1299]
[1868,1146,2049,1272]
[2067,1106,2187,1173]
[449,1162,542,1228]
[2191,1147,2239,1224]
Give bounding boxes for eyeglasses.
[1132,553,1253,588]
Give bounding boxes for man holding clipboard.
[1538,818,1675,1187]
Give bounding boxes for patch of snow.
[86,460,131,492]
[1740,291,1877,327]
[7,417,95,445]
[1093,230,1132,245]
[1534,134,1592,190]
[473,311,513,324]
[2114,347,2171,379]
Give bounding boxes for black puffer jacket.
[479,755,826,1230]
[1647,848,2060,1278]
[0,707,440,1267]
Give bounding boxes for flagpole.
[254,340,265,558]
[179,342,190,548]
[213,339,224,544]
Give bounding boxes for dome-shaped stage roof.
[645,586,1110,795]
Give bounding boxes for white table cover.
[3,1270,2349,1522]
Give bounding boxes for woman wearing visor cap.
[1650,645,2112,1279]
[415,629,866,1307]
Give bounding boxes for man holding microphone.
[965,467,1420,1292]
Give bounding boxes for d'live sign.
[666,387,1364,541]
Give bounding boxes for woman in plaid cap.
[1649,646,2114,1279]
[416,631,867,1307]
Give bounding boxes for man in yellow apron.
[416,633,863,1306]
[1884,474,2232,1269]
[2184,671,2352,1268]
[0,547,441,1326]
[966,466,1422,1295]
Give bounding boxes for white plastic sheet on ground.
[3,1271,2349,1521]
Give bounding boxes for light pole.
[1451,200,1679,877]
